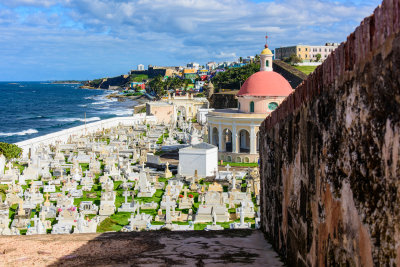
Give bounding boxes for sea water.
[0,82,137,143]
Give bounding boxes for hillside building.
[275,43,339,62]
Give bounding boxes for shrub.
[0,142,22,160]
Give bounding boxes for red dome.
[237,71,293,97]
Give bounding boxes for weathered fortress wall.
[273,60,308,89]
[259,0,400,265]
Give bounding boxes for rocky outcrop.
[259,0,400,265]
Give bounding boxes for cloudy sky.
[0,0,381,81]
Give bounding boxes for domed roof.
[261,48,272,55]
[237,71,293,97]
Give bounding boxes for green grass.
[156,132,169,144]
[73,190,101,207]
[218,161,258,167]
[130,74,148,82]
[0,184,8,201]
[293,65,317,75]
[73,181,103,207]
[194,218,256,230]
[97,212,131,232]
[141,209,158,216]
[194,223,208,230]
[13,162,26,174]
[135,189,164,204]
[151,221,165,225]
[157,177,168,183]
[79,163,89,172]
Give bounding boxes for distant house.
[187,62,200,70]
[206,62,217,70]
[131,82,146,91]
[195,81,205,91]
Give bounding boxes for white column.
[208,125,211,143]
[232,124,238,153]
[218,124,223,151]
[250,126,256,154]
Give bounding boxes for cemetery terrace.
[0,117,261,235]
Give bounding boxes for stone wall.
[209,91,239,109]
[273,60,307,89]
[259,0,400,265]
[98,75,129,89]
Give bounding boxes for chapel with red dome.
[236,35,293,114]
[206,34,293,164]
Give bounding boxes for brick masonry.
[259,0,400,265]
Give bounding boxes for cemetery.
[0,115,260,235]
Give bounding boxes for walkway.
[0,230,283,266]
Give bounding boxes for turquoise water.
[0,82,136,143]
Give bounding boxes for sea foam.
[56,117,101,123]
[101,110,132,116]
[0,129,38,137]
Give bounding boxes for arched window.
[250,101,254,112]
[266,60,269,67]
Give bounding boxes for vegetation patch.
[0,142,22,159]
[293,65,317,75]
[218,161,258,167]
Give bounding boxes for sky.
[0,0,382,81]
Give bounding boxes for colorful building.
[275,43,339,62]
[130,82,146,90]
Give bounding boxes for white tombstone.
[0,154,5,176]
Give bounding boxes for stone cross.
[182,187,190,199]
[165,162,170,171]
[123,190,129,204]
[225,164,231,172]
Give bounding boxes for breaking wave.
[0,129,38,137]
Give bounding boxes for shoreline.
[0,84,148,144]
[105,93,150,106]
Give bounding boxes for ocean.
[0,82,137,144]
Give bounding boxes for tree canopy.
[149,76,192,97]
[211,63,260,90]
[0,142,22,160]
[284,54,302,65]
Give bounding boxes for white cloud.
[0,0,382,80]
[215,52,237,59]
